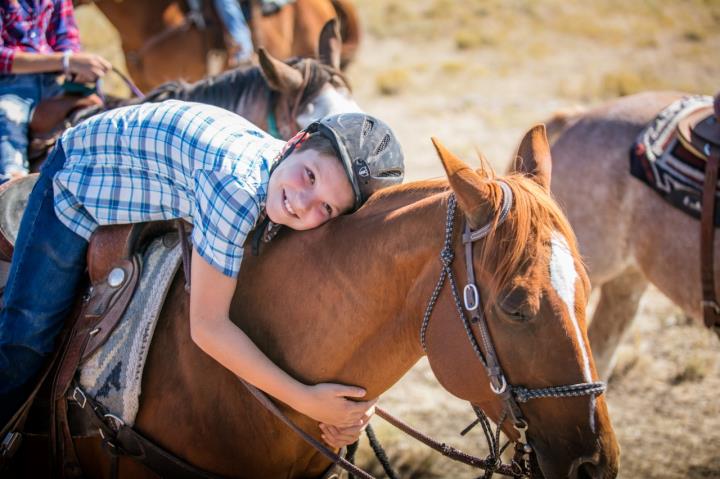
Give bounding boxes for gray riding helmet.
[305,113,405,211]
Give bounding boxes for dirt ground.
[74,1,720,477]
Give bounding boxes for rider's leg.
[0,74,44,184]
[213,0,254,64]
[0,73,63,184]
[0,141,89,427]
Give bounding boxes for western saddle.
[676,92,720,333]
[0,174,193,476]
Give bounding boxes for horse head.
[257,18,361,138]
[422,128,619,478]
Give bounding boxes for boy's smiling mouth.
[282,189,298,218]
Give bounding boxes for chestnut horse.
[21,128,619,478]
[540,91,720,379]
[78,0,360,92]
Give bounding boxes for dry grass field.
[73,1,720,477]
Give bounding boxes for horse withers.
[13,126,620,477]
[535,90,720,380]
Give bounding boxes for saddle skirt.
[630,95,720,226]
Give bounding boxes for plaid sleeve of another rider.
[191,169,260,278]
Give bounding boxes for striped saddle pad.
[630,95,720,226]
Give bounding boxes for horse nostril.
[570,456,601,479]
[577,460,600,479]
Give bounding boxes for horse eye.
[499,287,533,322]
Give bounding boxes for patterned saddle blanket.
[630,95,720,226]
[79,234,183,426]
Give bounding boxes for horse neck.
[94,0,174,51]
[181,67,270,127]
[234,182,452,397]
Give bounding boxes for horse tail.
[545,105,586,146]
[331,0,361,69]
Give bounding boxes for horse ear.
[431,137,492,229]
[512,124,552,191]
[258,48,304,93]
[318,18,341,70]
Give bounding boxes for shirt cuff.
[0,48,16,74]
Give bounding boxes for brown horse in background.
[17,128,618,477]
[537,91,720,380]
[76,0,360,92]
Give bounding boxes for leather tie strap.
[701,148,720,330]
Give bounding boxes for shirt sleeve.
[47,0,81,53]
[0,12,15,73]
[191,169,260,278]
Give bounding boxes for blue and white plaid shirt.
[54,100,285,277]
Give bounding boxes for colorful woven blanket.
[630,95,720,226]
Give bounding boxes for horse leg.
[588,268,649,381]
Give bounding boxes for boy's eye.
[305,168,315,184]
[324,203,333,216]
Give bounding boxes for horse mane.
[152,65,267,111]
[480,173,580,302]
[362,170,580,303]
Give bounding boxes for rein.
[420,187,607,477]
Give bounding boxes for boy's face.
[266,149,355,230]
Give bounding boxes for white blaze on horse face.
[295,84,362,129]
[549,232,593,383]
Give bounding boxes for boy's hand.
[319,415,373,449]
[296,383,377,428]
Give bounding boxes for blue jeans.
[0,73,64,183]
[213,0,253,62]
[0,142,88,424]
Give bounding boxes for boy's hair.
[300,132,338,160]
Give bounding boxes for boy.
[0,0,112,182]
[0,100,405,448]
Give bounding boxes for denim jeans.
[0,73,64,183]
[0,142,88,424]
[213,0,253,62]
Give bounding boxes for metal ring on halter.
[705,143,712,156]
[513,419,529,445]
[490,375,507,394]
[103,413,125,431]
[463,283,479,311]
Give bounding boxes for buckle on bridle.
[463,284,479,311]
[490,375,508,395]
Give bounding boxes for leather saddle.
[0,173,187,471]
[0,174,181,361]
[677,104,720,161]
[27,94,103,167]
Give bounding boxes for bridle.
[420,184,607,477]
[266,61,352,140]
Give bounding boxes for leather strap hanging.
[700,148,720,331]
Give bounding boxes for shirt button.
[29,31,37,39]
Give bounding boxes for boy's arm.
[189,249,376,430]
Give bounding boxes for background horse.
[22,128,618,477]
[539,91,719,379]
[76,0,360,92]
[29,19,359,170]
